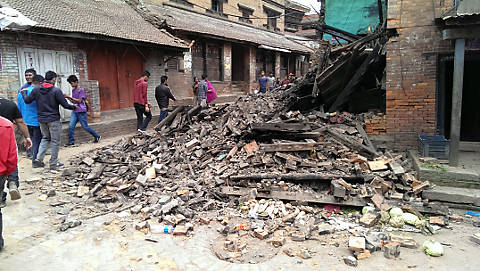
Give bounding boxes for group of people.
[258,71,296,93]
[133,71,217,133]
[0,69,100,250]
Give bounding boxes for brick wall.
[385,0,454,148]
[0,33,20,100]
[79,79,101,119]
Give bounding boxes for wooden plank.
[355,123,377,153]
[259,142,327,152]
[153,106,185,130]
[326,127,379,157]
[222,186,366,207]
[329,41,382,111]
[251,122,312,133]
[229,173,370,181]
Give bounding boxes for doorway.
[438,52,480,142]
[232,44,247,82]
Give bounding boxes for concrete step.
[408,150,480,188]
[423,186,480,207]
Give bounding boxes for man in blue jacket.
[22,71,77,170]
[17,75,43,167]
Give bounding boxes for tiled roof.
[146,4,312,53]
[0,0,188,48]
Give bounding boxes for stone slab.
[423,186,480,206]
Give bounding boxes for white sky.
[290,0,321,14]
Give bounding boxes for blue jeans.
[158,110,168,123]
[1,168,17,202]
[69,112,100,144]
[28,125,42,161]
[38,120,62,167]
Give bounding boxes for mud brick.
[368,160,388,171]
[389,233,417,249]
[349,236,366,252]
[254,229,269,240]
[429,216,446,226]
[371,194,392,211]
[291,231,306,241]
[412,181,430,194]
[356,250,371,260]
[360,212,380,227]
[268,236,286,247]
[199,217,210,224]
[173,225,189,235]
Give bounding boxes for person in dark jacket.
[155,75,176,123]
[22,71,77,170]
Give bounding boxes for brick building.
[128,0,312,101]
[386,0,480,163]
[0,0,188,121]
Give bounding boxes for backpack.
[78,88,89,112]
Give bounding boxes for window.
[211,0,223,13]
[239,6,253,24]
[264,7,281,31]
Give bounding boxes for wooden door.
[86,46,120,111]
[116,48,143,109]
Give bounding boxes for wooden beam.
[329,42,382,111]
[449,39,465,166]
[251,122,312,133]
[153,105,185,130]
[355,123,377,153]
[222,186,367,207]
[326,127,379,157]
[259,142,327,152]
[442,26,480,40]
[229,173,369,181]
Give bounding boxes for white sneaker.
[137,129,146,134]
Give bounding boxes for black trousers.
[0,176,5,249]
[134,103,152,131]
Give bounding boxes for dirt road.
[0,135,479,271]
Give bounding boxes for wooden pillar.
[274,52,281,80]
[449,39,465,166]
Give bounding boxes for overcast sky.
[291,0,321,14]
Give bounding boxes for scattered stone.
[59,218,82,231]
[82,157,94,166]
[283,249,295,257]
[145,167,156,179]
[318,224,335,235]
[77,186,89,197]
[291,231,306,242]
[135,221,149,231]
[161,199,179,214]
[470,233,480,245]
[382,241,401,259]
[199,217,210,225]
[131,205,142,214]
[449,214,464,222]
[343,256,358,267]
[46,189,56,197]
[173,225,190,235]
[360,212,380,227]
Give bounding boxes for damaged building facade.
[386,0,480,163]
[128,0,312,101]
[0,0,188,120]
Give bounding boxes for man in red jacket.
[0,116,18,251]
[133,71,152,133]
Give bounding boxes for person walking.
[0,115,18,251]
[133,71,152,133]
[267,72,275,91]
[192,76,199,106]
[0,97,32,207]
[64,75,101,146]
[258,71,268,93]
[22,71,77,170]
[155,75,176,123]
[198,75,208,107]
[17,74,43,166]
[205,78,217,105]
